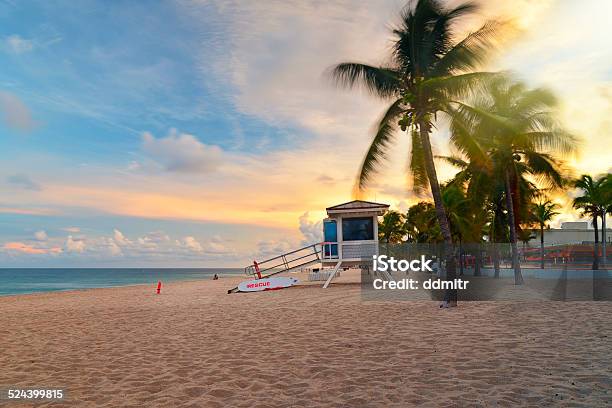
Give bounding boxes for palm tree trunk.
[602,210,607,267]
[492,243,500,278]
[459,239,464,277]
[540,224,544,269]
[504,168,524,285]
[419,126,453,245]
[419,125,457,304]
[493,205,502,278]
[593,214,599,270]
[474,243,482,277]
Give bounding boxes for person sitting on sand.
[213,274,219,280]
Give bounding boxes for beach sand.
[1,271,610,407]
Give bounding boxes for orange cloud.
[3,242,62,255]
[0,207,56,215]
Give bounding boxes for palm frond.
[430,21,502,76]
[451,99,517,133]
[355,99,405,191]
[423,71,505,101]
[329,63,400,98]
[523,151,565,189]
[520,130,580,156]
[514,87,557,116]
[435,155,468,168]
[445,104,489,164]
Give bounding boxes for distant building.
[528,221,612,247]
[560,222,589,229]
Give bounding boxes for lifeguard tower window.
[342,217,374,241]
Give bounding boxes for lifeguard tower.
[228,200,389,293]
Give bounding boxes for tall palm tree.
[379,210,408,244]
[532,200,560,269]
[573,175,608,270]
[330,0,502,302]
[448,76,577,284]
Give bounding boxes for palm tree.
[440,155,504,277]
[405,201,441,243]
[330,0,502,302]
[573,175,608,270]
[379,210,408,244]
[532,200,560,269]
[448,76,577,284]
[517,228,535,252]
[440,183,467,275]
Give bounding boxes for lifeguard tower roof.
[326,200,389,216]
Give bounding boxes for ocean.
[0,268,244,296]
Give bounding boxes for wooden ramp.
[228,243,323,294]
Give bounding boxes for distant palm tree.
[379,210,408,244]
[532,200,560,269]
[517,229,535,249]
[448,76,577,284]
[330,0,502,302]
[573,175,608,270]
[405,201,441,243]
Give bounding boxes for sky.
[0,0,610,267]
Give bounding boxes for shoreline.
[0,279,203,299]
[0,269,244,298]
[0,275,245,299]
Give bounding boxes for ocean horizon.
[0,268,244,296]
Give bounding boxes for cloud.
[3,241,61,255]
[142,230,170,242]
[0,206,55,215]
[254,239,292,260]
[106,239,122,256]
[298,212,322,244]
[190,0,391,139]
[34,230,48,241]
[62,227,81,233]
[105,231,235,258]
[113,229,131,246]
[176,236,203,252]
[65,235,85,253]
[0,91,36,131]
[202,235,233,255]
[6,174,41,191]
[173,235,235,256]
[4,35,34,54]
[0,226,242,264]
[137,231,170,248]
[316,175,336,185]
[141,129,223,173]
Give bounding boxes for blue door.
[323,220,338,257]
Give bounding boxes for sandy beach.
[1,272,610,407]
